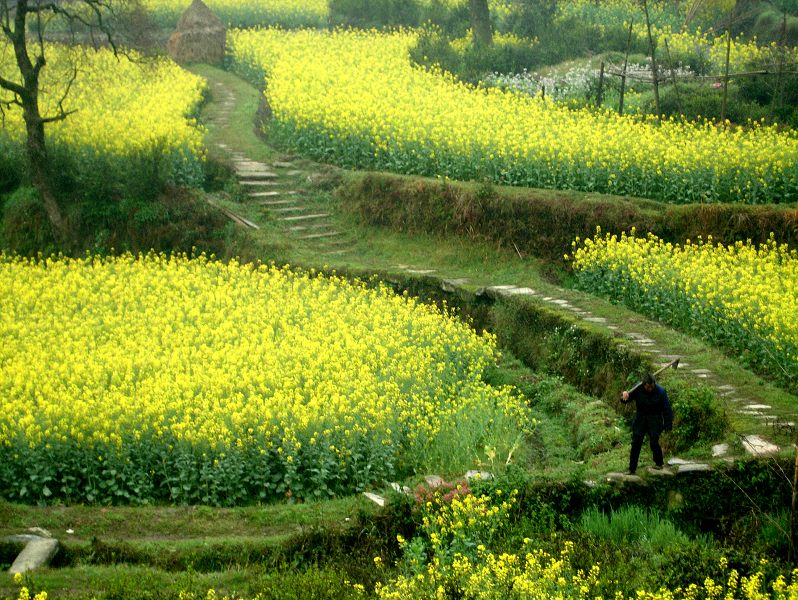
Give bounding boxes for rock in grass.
[9,537,59,574]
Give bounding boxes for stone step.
[258,200,296,207]
[270,207,306,214]
[249,190,297,197]
[741,434,780,456]
[239,178,279,185]
[298,231,341,240]
[288,223,335,232]
[278,213,330,222]
[238,174,279,181]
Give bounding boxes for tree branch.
[40,64,78,124]
[0,73,26,97]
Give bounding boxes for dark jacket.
[629,384,673,436]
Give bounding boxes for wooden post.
[597,61,605,107]
[721,31,731,124]
[790,444,798,564]
[642,0,661,122]
[769,8,787,122]
[619,21,634,115]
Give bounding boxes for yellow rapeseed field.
[570,230,798,391]
[0,253,531,504]
[0,44,206,186]
[227,28,798,204]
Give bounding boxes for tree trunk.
[469,0,493,46]
[9,0,67,241]
[23,105,66,239]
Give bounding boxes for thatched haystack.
[167,0,226,65]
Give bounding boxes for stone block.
[9,537,59,574]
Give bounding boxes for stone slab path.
[403,278,792,469]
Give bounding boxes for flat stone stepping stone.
[744,404,771,410]
[441,278,469,292]
[739,409,764,415]
[286,170,303,176]
[279,213,330,221]
[273,161,296,168]
[465,470,493,481]
[717,384,736,391]
[712,443,729,457]
[691,369,713,375]
[741,435,780,456]
[584,317,608,323]
[363,492,386,507]
[250,191,283,198]
[606,472,643,483]
[271,206,306,213]
[299,231,341,240]
[489,285,518,291]
[406,269,436,274]
[289,222,331,232]
[646,466,674,476]
[240,179,279,186]
[424,475,445,488]
[234,164,277,172]
[503,287,537,295]
[9,537,59,574]
[676,463,711,473]
[667,457,692,465]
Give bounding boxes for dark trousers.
[629,429,663,473]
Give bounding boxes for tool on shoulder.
[621,358,680,402]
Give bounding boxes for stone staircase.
[207,80,352,257]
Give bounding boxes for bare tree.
[0,0,119,241]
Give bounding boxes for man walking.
[621,373,673,475]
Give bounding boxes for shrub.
[665,378,730,452]
[0,187,57,256]
[641,80,774,125]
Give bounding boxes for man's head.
[642,373,656,392]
